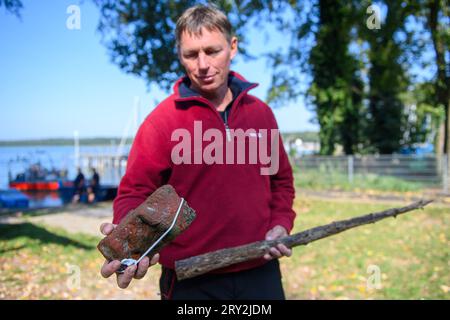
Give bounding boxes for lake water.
[0,145,130,208]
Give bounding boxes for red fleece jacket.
[113,71,296,273]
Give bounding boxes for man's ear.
[230,36,238,60]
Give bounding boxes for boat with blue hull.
[0,189,29,209]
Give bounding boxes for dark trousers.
[159,260,285,300]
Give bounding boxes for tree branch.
[175,199,433,280]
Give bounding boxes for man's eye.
[206,49,221,55]
[184,53,197,59]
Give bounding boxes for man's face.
[178,27,237,96]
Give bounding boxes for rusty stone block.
[97,184,196,262]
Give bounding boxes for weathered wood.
[175,199,433,280]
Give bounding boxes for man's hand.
[264,225,292,260]
[99,222,159,289]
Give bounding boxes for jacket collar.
[173,71,258,102]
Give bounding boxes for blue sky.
[0,0,318,141]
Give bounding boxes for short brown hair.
[175,5,233,47]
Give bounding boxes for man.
[87,168,100,203]
[72,168,85,203]
[100,5,296,300]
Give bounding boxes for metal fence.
[77,153,128,186]
[292,154,450,193]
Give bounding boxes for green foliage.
[282,131,319,143]
[305,1,364,154]
[266,0,367,155]
[93,0,271,91]
[92,1,446,155]
[358,1,412,154]
[423,0,450,154]
[0,0,23,17]
[267,0,446,155]
[400,82,445,150]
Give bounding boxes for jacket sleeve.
[112,119,171,224]
[266,109,297,234]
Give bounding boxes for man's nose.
[197,52,209,70]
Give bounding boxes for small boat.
[0,189,29,209]
[6,151,118,207]
[8,162,73,191]
[9,180,74,191]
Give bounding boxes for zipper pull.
[224,110,231,142]
[225,124,231,142]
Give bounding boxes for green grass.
[293,168,428,192]
[0,222,103,299]
[0,197,448,299]
[282,197,449,299]
[0,222,98,258]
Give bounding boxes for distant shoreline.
[0,131,319,147]
[0,137,133,147]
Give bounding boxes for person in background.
[72,168,85,203]
[87,168,100,203]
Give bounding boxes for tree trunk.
[427,0,450,154]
